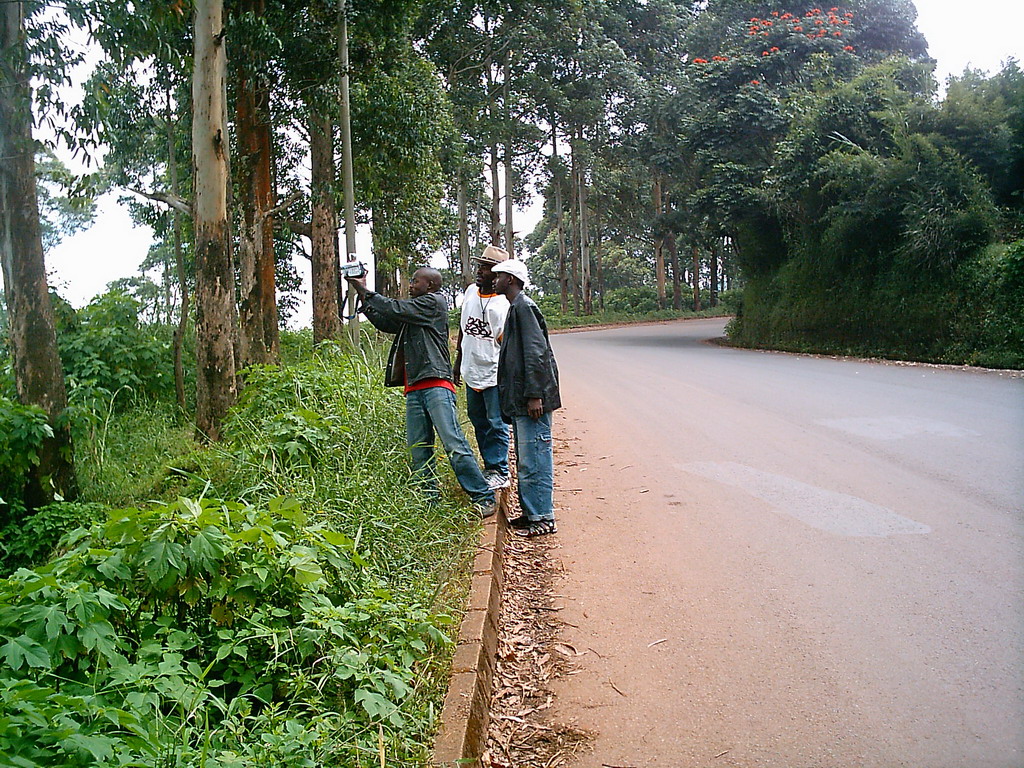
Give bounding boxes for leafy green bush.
[57,290,176,405]
[0,397,53,522]
[603,286,661,314]
[948,241,1024,367]
[0,496,451,766]
[0,501,106,575]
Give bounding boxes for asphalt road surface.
[546,318,1024,768]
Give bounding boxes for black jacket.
[497,292,561,422]
[361,291,453,387]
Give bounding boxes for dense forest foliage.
[1,0,1022,762]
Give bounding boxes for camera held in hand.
[341,260,367,279]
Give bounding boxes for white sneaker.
[485,471,511,490]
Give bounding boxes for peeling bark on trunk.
[235,3,278,368]
[192,0,237,441]
[309,111,341,342]
[0,0,77,507]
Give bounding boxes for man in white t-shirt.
[453,245,512,489]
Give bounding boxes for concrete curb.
[433,489,510,767]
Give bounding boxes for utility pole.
[338,0,359,346]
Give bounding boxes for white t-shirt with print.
[459,283,511,390]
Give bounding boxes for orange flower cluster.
[748,7,855,44]
[691,55,730,65]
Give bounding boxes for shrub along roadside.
[531,291,739,332]
[726,241,1024,370]
[0,339,480,766]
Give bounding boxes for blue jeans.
[465,385,510,476]
[406,386,494,505]
[513,412,554,522]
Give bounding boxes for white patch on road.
[679,461,932,537]
[817,416,977,441]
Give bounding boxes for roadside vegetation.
[0,305,476,766]
[534,290,740,331]
[2,0,1023,763]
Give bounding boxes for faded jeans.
[406,386,494,505]
[513,411,554,522]
[465,385,510,476]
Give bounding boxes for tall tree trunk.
[652,175,666,309]
[578,164,591,315]
[569,132,580,314]
[0,0,76,507]
[163,256,172,323]
[692,245,702,311]
[489,143,501,245]
[551,117,568,314]
[502,52,514,255]
[504,146,515,255]
[473,184,482,251]
[457,173,471,286]
[192,0,237,441]
[309,111,341,342]
[710,239,719,307]
[594,198,604,311]
[667,233,682,310]
[235,0,278,368]
[166,85,190,411]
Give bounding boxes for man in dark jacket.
[346,267,496,517]
[491,259,560,537]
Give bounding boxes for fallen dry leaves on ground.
[483,445,592,768]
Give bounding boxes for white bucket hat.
[491,258,530,287]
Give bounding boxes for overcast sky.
[19,0,1024,326]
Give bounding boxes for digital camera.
[340,260,367,279]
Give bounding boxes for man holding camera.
[345,266,496,518]
[491,258,561,537]
[453,245,512,491]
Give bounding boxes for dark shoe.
[474,499,497,519]
[507,514,531,529]
[513,519,557,537]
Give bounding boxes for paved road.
[546,318,1024,768]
